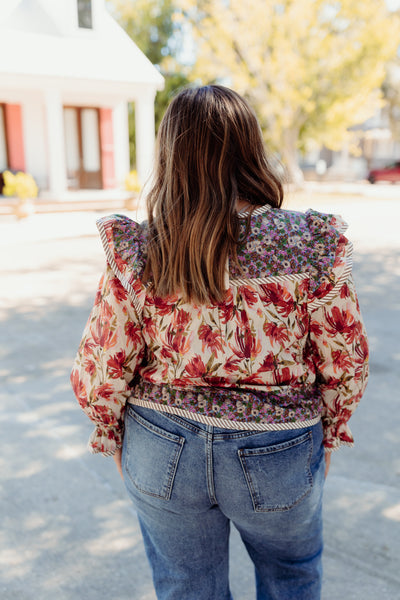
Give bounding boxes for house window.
[0,105,8,171]
[77,0,92,29]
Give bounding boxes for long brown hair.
[143,85,284,304]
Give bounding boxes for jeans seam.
[206,429,217,505]
[154,411,208,437]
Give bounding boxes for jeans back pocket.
[124,407,185,501]
[238,430,313,512]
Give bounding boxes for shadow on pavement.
[0,245,399,599]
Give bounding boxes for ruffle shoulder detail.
[96,214,148,320]
[305,209,353,308]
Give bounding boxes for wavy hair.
[143,85,284,304]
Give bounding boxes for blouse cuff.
[323,420,355,453]
[87,426,123,457]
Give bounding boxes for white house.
[0,0,164,199]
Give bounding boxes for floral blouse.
[71,205,369,456]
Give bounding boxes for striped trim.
[308,241,354,309]
[96,217,144,322]
[88,443,114,457]
[326,441,354,453]
[237,204,271,218]
[128,398,321,431]
[231,271,308,287]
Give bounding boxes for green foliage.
[108,0,190,167]
[382,58,400,142]
[178,0,400,181]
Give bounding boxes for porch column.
[113,101,130,187]
[135,89,156,185]
[44,89,67,197]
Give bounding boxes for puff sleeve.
[70,215,147,455]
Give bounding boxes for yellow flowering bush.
[2,170,38,200]
[125,170,141,193]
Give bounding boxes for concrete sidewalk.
[1,196,400,599]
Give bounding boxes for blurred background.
[1,0,400,215]
[1,2,400,600]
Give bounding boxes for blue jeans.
[122,404,325,600]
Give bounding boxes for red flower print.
[230,310,262,360]
[331,349,353,373]
[185,355,206,378]
[313,280,334,300]
[152,296,177,316]
[109,277,128,302]
[92,403,117,426]
[257,352,276,373]
[298,278,309,296]
[263,322,290,345]
[309,320,323,337]
[259,283,294,317]
[295,306,309,338]
[94,275,105,306]
[90,320,118,351]
[100,300,114,322]
[83,339,95,357]
[70,370,87,408]
[84,359,96,376]
[239,286,258,306]
[165,325,192,356]
[333,238,346,267]
[204,375,226,386]
[218,289,234,324]
[114,254,127,273]
[174,309,191,330]
[198,324,223,354]
[325,306,355,339]
[125,320,142,345]
[160,346,173,360]
[241,373,265,385]
[230,327,262,360]
[94,383,114,400]
[340,282,350,299]
[355,335,369,363]
[107,350,127,379]
[219,301,235,324]
[273,367,292,385]
[224,355,242,374]
[143,316,158,340]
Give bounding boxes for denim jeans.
[122,404,325,600]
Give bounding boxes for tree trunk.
[282,130,304,188]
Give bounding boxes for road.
[0,190,399,599]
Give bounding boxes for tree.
[108,0,189,166]
[179,0,400,183]
[382,58,400,143]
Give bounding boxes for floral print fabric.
[71,205,369,455]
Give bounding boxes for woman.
[71,85,369,600]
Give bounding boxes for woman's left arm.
[309,274,369,452]
[70,264,145,456]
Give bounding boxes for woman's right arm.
[70,264,145,456]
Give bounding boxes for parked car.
[368,161,400,183]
